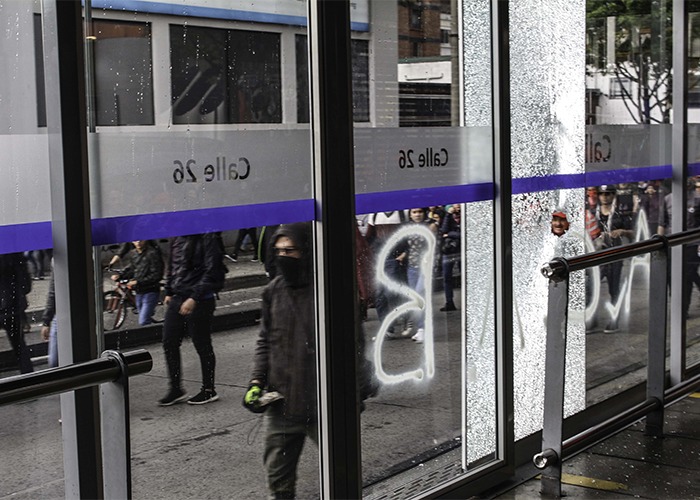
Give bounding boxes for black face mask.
[276,256,309,288]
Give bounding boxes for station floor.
[492,393,700,499]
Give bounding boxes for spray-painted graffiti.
[585,208,652,330]
[373,224,437,385]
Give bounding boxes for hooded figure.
[244,222,317,498]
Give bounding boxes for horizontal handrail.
[542,228,700,280]
[0,349,152,406]
[535,371,700,470]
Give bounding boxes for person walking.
[158,232,225,406]
[440,204,461,312]
[403,207,437,343]
[243,223,316,498]
[40,261,58,368]
[0,253,34,374]
[111,240,164,326]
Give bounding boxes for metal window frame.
[671,0,689,385]
[41,0,102,497]
[308,1,362,498]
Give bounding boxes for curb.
[1,308,262,372]
[24,273,269,331]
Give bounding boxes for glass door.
[354,1,502,497]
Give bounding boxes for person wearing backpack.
[158,232,225,406]
[0,252,34,374]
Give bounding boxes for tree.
[587,0,700,124]
[586,0,671,124]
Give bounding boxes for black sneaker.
[440,303,457,312]
[158,388,188,406]
[187,389,219,405]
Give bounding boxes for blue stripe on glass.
[89,0,370,31]
[0,222,53,254]
[512,165,673,195]
[355,183,493,214]
[1,164,684,253]
[91,199,315,246]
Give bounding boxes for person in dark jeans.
[158,233,225,406]
[0,253,34,374]
[111,240,163,326]
[230,227,259,262]
[440,204,461,311]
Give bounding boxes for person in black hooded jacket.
[244,223,316,498]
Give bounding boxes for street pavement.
[3,256,700,499]
[1,290,465,500]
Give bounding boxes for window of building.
[410,7,422,30]
[92,20,154,126]
[295,36,370,123]
[609,76,631,99]
[170,25,281,124]
[441,28,450,44]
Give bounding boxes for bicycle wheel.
[104,291,120,313]
[114,299,127,329]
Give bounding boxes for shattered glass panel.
[462,0,497,466]
[510,0,586,439]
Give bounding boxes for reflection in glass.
[359,0,497,496]
[93,20,154,126]
[170,25,281,124]
[295,36,370,123]
[0,398,64,498]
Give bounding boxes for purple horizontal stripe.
[0,222,53,254]
[355,183,493,214]
[513,165,673,195]
[0,165,684,253]
[512,173,585,195]
[91,200,315,246]
[584,165,672,187]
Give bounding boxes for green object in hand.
[244,385,261,405]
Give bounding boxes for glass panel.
[86,2,318,498]
[358,0,497,497]
[688,7,700,371]
[170,25,281,125]
[1,1,63,496]
[0,397,64,498]
[580,0,672,407]
[511,0,586,440]
[295,35,370,123]
[93,19,154,126]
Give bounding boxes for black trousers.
[1,313,33,374]
[162,296,216,391]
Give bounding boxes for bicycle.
[104,268,138,330]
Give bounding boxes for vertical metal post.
[539,275,570,498]
[308,0,361,498]
[492,0,515,470]
[670,0,688,385]
[41,0,102,497]
[100,351,133,499]
[646,244,668,436]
